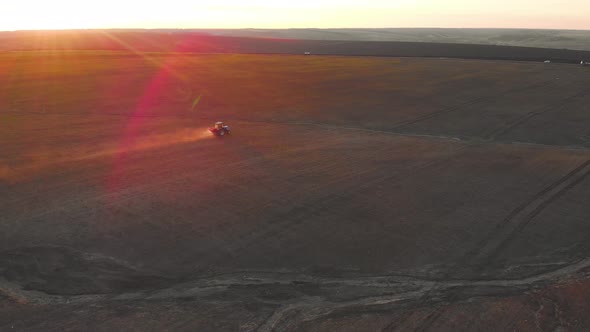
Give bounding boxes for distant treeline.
[1,30,589,64]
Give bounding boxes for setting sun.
[1,0,589,31]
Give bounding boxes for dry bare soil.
[2,51,590,331]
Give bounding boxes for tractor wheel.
[219,130,225,136]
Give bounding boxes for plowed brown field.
[2,51,590,331]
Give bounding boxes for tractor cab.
[209,121,231,136]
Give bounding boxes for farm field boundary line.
[7,109,590,152]
[253,119,590,153]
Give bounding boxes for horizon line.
[2,27,590,33]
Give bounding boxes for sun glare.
[2,1,103,30]
[1,0,589,31]
[1,1,166,30]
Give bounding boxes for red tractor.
[209,122,231,136]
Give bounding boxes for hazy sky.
[1,0,588,31]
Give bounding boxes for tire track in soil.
[412,158,590,332]
[475,159,590,266]
[390,79,556,130]
[486,87,590,140]
[460,158,590,268]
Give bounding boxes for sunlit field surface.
[2,50,590,330]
